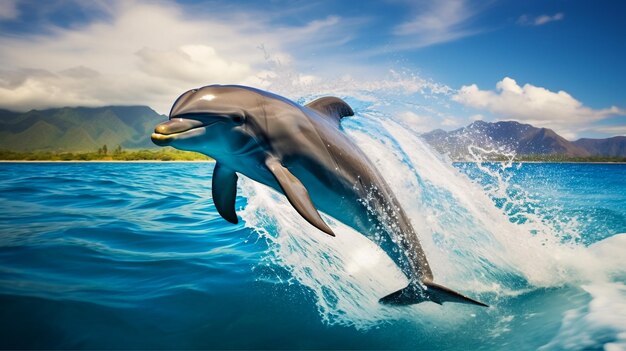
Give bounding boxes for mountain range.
[0,106,624,158]
[422,120,626,159]
[0,106,164,152]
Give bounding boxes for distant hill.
[572,136,626,157]
[1,106,624,160]
[0,106,165,152]
[422,120,626,159]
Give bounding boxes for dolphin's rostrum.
[152,85,487,307]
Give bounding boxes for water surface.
[1,147,625,349]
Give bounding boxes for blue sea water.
[1,121,625,349]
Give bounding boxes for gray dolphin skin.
[151,85,487,307]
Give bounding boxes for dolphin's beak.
[154,119,205,135]
[151,118,206,146]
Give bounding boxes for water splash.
[237,96,626,331]
[240,181,409,327]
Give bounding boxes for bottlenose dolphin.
[151,85,487,307]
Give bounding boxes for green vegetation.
[511,154,626,163]
[2,147,624,163]
[0,146,212,161]
[454,154,626,163]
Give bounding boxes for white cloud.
[0,0,19,20]
[441,117,461,127]
[518,13,564,26]
[392,0,482,49]
[0,1,282,113]
[591,125,626,136]
[0,1,369,113]
[0,0,457,123]
[396,111,436,132]
[452,77,625,136]
[135,45,253,83]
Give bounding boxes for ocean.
[1,116,625,350]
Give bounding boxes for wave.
[238,100,626,341]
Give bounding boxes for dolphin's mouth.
[151,118,212,146]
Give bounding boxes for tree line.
[0,146,212,161]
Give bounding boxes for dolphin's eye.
[232,114,245,125]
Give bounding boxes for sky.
[0,0,624,139]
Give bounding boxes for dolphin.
[151,85,487,307]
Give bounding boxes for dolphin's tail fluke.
[379,279,488,307]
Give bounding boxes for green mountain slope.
[0,106,165,151]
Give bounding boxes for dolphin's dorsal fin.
[212,162,239,224]
[265,157,335,236]
[305,97,354,126]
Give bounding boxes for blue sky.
[0,0,624,138]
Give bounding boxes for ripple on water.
[0,159,625,349]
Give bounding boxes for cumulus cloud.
[396,111,437,132]
[0,2,276,112]
[518,13,564,26]
[135,45,253,83]
[0,1,369,113]
[0,0,459,132]
[395,111,461,133]
[452,77,625,136]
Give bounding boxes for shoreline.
[0,160,215,163]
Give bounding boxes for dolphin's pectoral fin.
[212,162,239,224]
[305,97,354,126]
[265,157,335,237]
[379,279,488,307]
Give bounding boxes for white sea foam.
[540,281,626,351]
[368,120,622,288]
[240,180,409,327]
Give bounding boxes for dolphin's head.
[151,85,263,159]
